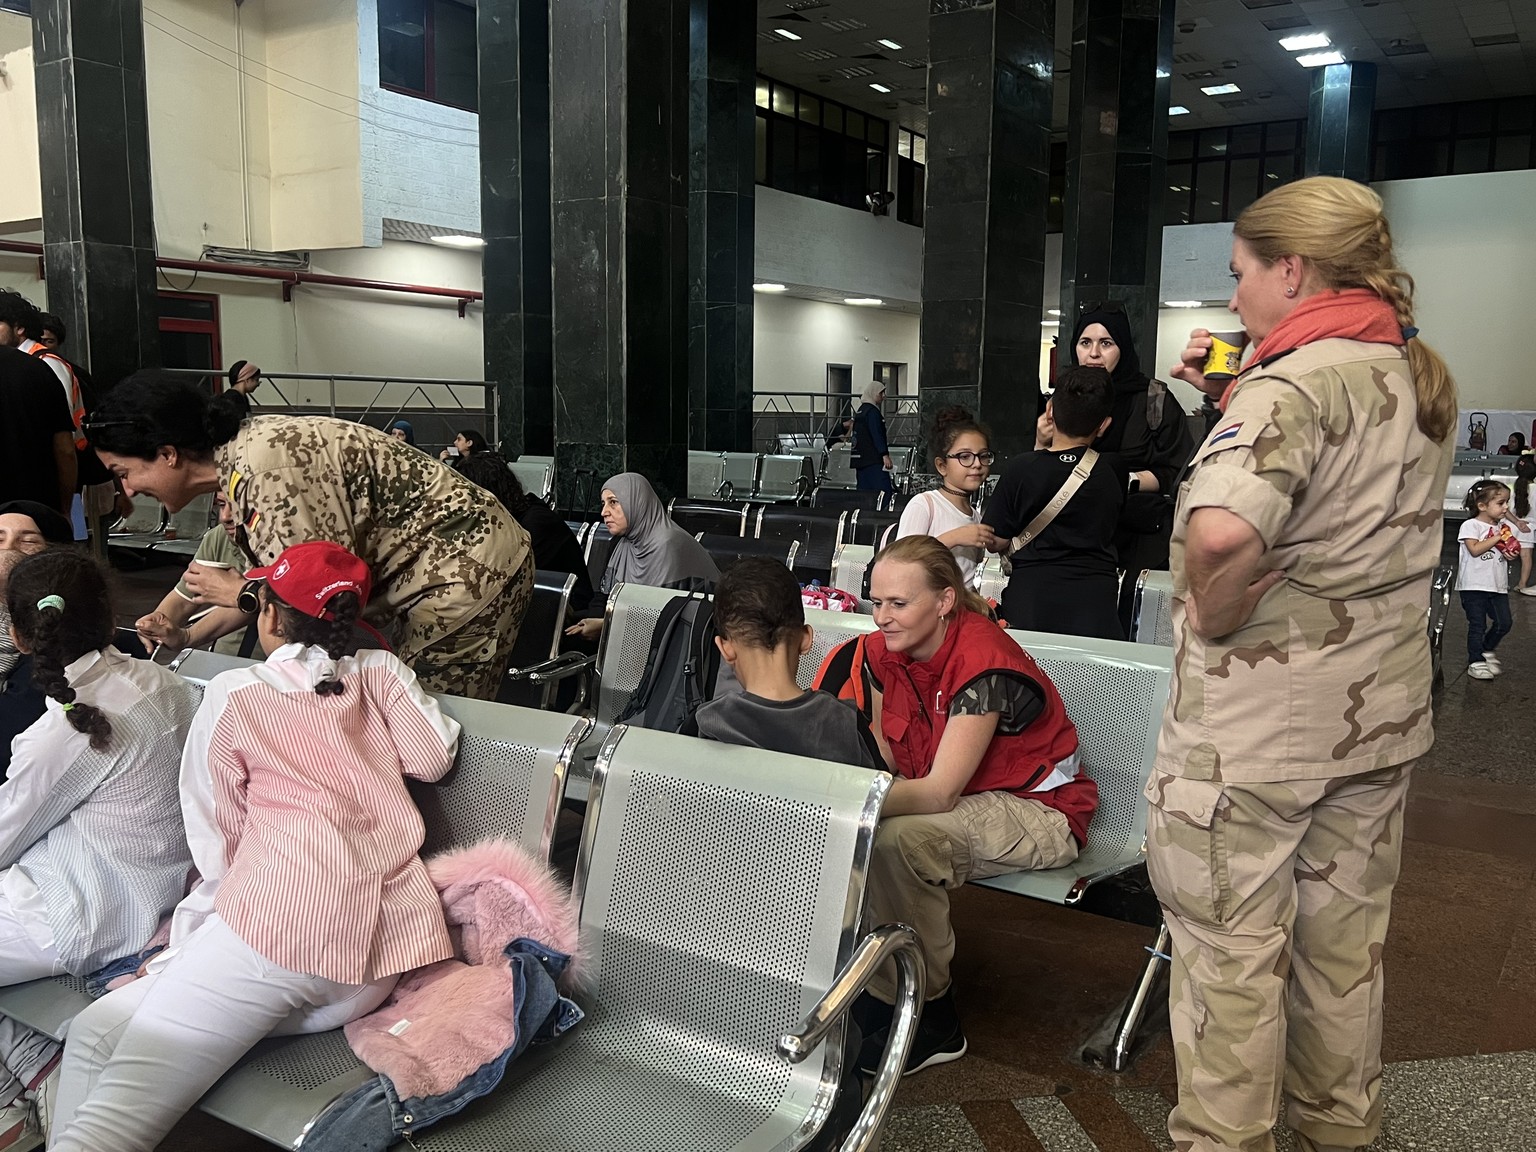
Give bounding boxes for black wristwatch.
[236,580,262,615]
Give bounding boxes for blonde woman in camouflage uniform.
[1150,177,1456,1152]
[89,374,533,701]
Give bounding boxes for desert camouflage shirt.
[216,415,531,661]
[1157,338,1453,782]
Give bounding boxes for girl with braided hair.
[51,541,462,1152]
[0,551,196,1144]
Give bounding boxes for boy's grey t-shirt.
[691,690,881,771]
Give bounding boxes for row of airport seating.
[687,444,919,502]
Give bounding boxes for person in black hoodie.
[1061,307,1194,631]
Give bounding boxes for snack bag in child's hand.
[1492,523,1523,560]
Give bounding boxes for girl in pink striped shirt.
[50,542,462,1152]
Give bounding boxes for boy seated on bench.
[684,558,880,770]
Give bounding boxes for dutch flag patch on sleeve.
[1209,422,1244,447]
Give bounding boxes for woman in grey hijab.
[565,473,720,638]
[850,381,893,494]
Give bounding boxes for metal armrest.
[778,923,925,1152]
[507,651,594,684]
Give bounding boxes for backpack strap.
[811,634,871,714]
[615,594,691,725]
[1006,449,1100,557]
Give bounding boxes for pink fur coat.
[344,838,582,1100]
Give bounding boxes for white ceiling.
[757,0,1536,136]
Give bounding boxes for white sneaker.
[1482,651,1503,672]
[1521,585,1536,597]
[1468,662,1496,680]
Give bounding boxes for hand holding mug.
[1170,329,1215,394]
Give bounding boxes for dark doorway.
[158,293,222,375]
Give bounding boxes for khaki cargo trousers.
[1145,760,1416,1152]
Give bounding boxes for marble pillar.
[687,0,755,453]
[1056,0,1176,375]
[1305,61,1376,183]
[918,0,1055,463]
[478,0,553,456]
[549,0,690,507]
[32,0,160,388]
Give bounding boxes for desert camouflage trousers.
[408,550,534,701]
[1144,760,1416,1152]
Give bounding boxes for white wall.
[753,294,919,407]
[0,14,39,230]
[755,187,923,304]
[356,0,480,246]
[1377,169,1536,413]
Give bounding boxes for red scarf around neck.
[1221,288,1405,410]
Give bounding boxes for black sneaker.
[857,989,967,1076]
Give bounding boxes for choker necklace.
[940,483,978,508]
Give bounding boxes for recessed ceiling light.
[1279,32,1331,51]
[1296,50,1345,67]
[1201,83,1241,96]
[844,297,884,306]
[877,38,902,50]
[1041,320,1059,327]
[1164,300,1205,308]
[753,283,788,293]
[774,28,802,41]
[1047,309,1062,316]
[869,82,891,93]
[431,235,485,248]
[1169,105,1191,115]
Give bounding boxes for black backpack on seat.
[614,592,721,734]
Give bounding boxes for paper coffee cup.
[1203,331,1249,382]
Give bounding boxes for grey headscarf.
[860,380,885,406]
[600,473,720,594]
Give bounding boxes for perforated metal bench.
[0,650,592,1148]
[688,450,726,499]
[1131,570,1177,647]
[392,724,921,1152]
[830,543,874,606]
[797,613,1175,1071]
[509,455,555,502]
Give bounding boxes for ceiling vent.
[1471,32,1519,47]
[797,48,837,61]
[1261,15,1312,31]
[1381,38,1429,56]
[201,246,309,271]
[835,64,875,78]
[821,17,868,32]
[1239,0,1294,9]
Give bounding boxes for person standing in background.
[850,382,894,495]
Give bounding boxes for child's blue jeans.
[1461,590,1512,665]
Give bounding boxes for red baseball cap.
[246,541,372,620]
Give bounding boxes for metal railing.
[750,391,920,455]
[162,369,498,454]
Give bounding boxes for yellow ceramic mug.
[1202,330,1249,383]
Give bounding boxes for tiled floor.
[100,556,1536,1151]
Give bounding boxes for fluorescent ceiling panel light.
[1279,32,1331,51]
[753,283,788,292]
[1047,309,1062,316]
[774,28,802,40]
[1169,105,1191,115]
[869,82,891,93]
[877,38,902,50]
[1296,50,1345,66]
[431,235,485,248]
[1201,83,1241,95]
[1041,320,1059,327]
[844,297,884,306]
[1164,300,1204,308]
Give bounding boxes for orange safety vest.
[28,344,87,450]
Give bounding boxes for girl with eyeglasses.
[895,408,997,589]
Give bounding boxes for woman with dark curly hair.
[88,373,533,701]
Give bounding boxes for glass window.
[772,84,795,116]
[378,0,475,111]
[433,0,478,111]
[867,119,888,148]
[1197,129,1228,158]
[756,79,771,109]
[379,0,428,94]
[912,133,926,166]
[1227,157,1260,217]
[1229,125,1262,156]
[1375,109,1411,142]
[798,94,820,125]
[1264,121,1297,152]
[1457,101,1494,135]
[1168,131,1194,160]
[898,128,912,160]
[755,114,768,183]
[1500,96,1534,132]
[1165,161,1192,225]
[846,110,865,140]
[822,103,843,134]
[1495,134,1532,171]
[1192,162,1225,224]
[1416,105,1452,137]
[1452,137,1491,174]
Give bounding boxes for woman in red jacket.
[856,535,1098,1074]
